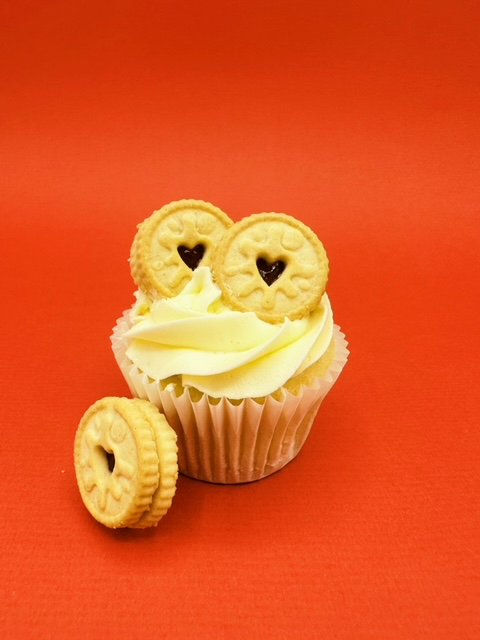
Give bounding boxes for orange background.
[1,1,479,638]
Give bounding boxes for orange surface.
[1,1,479,638]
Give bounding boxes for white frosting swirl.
[125,267,334,399]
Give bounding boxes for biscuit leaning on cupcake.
[74,397,178,529]
[74,200,349,528]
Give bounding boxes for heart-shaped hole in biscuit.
[256,257,286,286]
[106,452,115,473]
[96,446,116,473]
[178,244,205,270]
[100,449,116,473]
[105,451,115,473]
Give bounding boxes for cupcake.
[111,199,348,483]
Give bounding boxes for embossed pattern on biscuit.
[212,213,329,323]
[74,397,160,528]
[130,199,233,298]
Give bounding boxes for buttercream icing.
[124,267,334,399]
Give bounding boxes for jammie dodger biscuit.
[212,212,329,323]
[130,199,233,299]
[74,397,161,528]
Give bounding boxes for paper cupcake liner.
[111,312,349,483]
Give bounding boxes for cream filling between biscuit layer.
[125,267,334,399]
